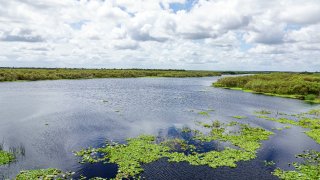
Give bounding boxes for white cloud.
[0,0,319,71]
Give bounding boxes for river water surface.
[0,76,319,179]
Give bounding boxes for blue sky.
[0,0,320,71]
[169,0,197,12]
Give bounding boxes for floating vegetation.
[254,110,272,115]
[15,168,65,180]
[76,121,273,179]
[232,116,247,119]
[305,129,320,144]
[273,150,320,179]
[255,109,320,178]
[256,109,320,144]
[181,127,192,133]
[166,148,254,168]
[76,135,171,179]
[194,121,274,153]
[263,160,275,166]
[0,150,14,165]
[197,111,210,117]
[308,109,320,116]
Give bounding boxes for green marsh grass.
[0,68,221,82]
[213,73,320,103]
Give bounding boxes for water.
[0,76,319,179]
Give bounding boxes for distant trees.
[0,68,221,82]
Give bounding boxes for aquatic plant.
[256,109,320,144]
[305,129,320,144]
[194,122,273,153]
[166,148,255,168]
[264,160,275,166]
[308,109,320,116]
[257,116,298,126]
[254,110,272,115]
[181,127,192,133]
[76,121,273,179]
[198,111,210,116]
[232,116,247,119]
[273,150,320,179]
[160,138,194,152]
[76,135,171,179]
[15,168,63,180]
[0,150,14,165]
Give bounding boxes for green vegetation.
[232,116,247,119]
[255,109,320,179]
[0,68,221,82]
[15,168,63,180]
[198,111,210,116]
[193,121,274,152]
[264,160,275,166]
[76,121,273,179]
[256,109,320,144]
[76,135,171,179]
[305,130,320,144]
[0,150,14,165]
[273,150,320,179]
[213,73,320,103]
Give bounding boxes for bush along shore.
[0,68,221,82]
[213,73,320,103]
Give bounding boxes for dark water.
[0,76,319,179]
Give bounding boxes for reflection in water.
[0,77,319,179]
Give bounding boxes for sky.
[0,0,320,71]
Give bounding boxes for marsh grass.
[0,68,221,82]
[213,73,320,103]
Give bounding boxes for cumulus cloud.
[0,0,319,71]
[0,28,44,42]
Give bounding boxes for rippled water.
[0,76,319,179]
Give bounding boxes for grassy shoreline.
[218,86,320,103]
[0,68,222,82]
[214,73,320,103]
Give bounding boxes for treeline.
[0,68,221,81]
[214,73,320,101]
